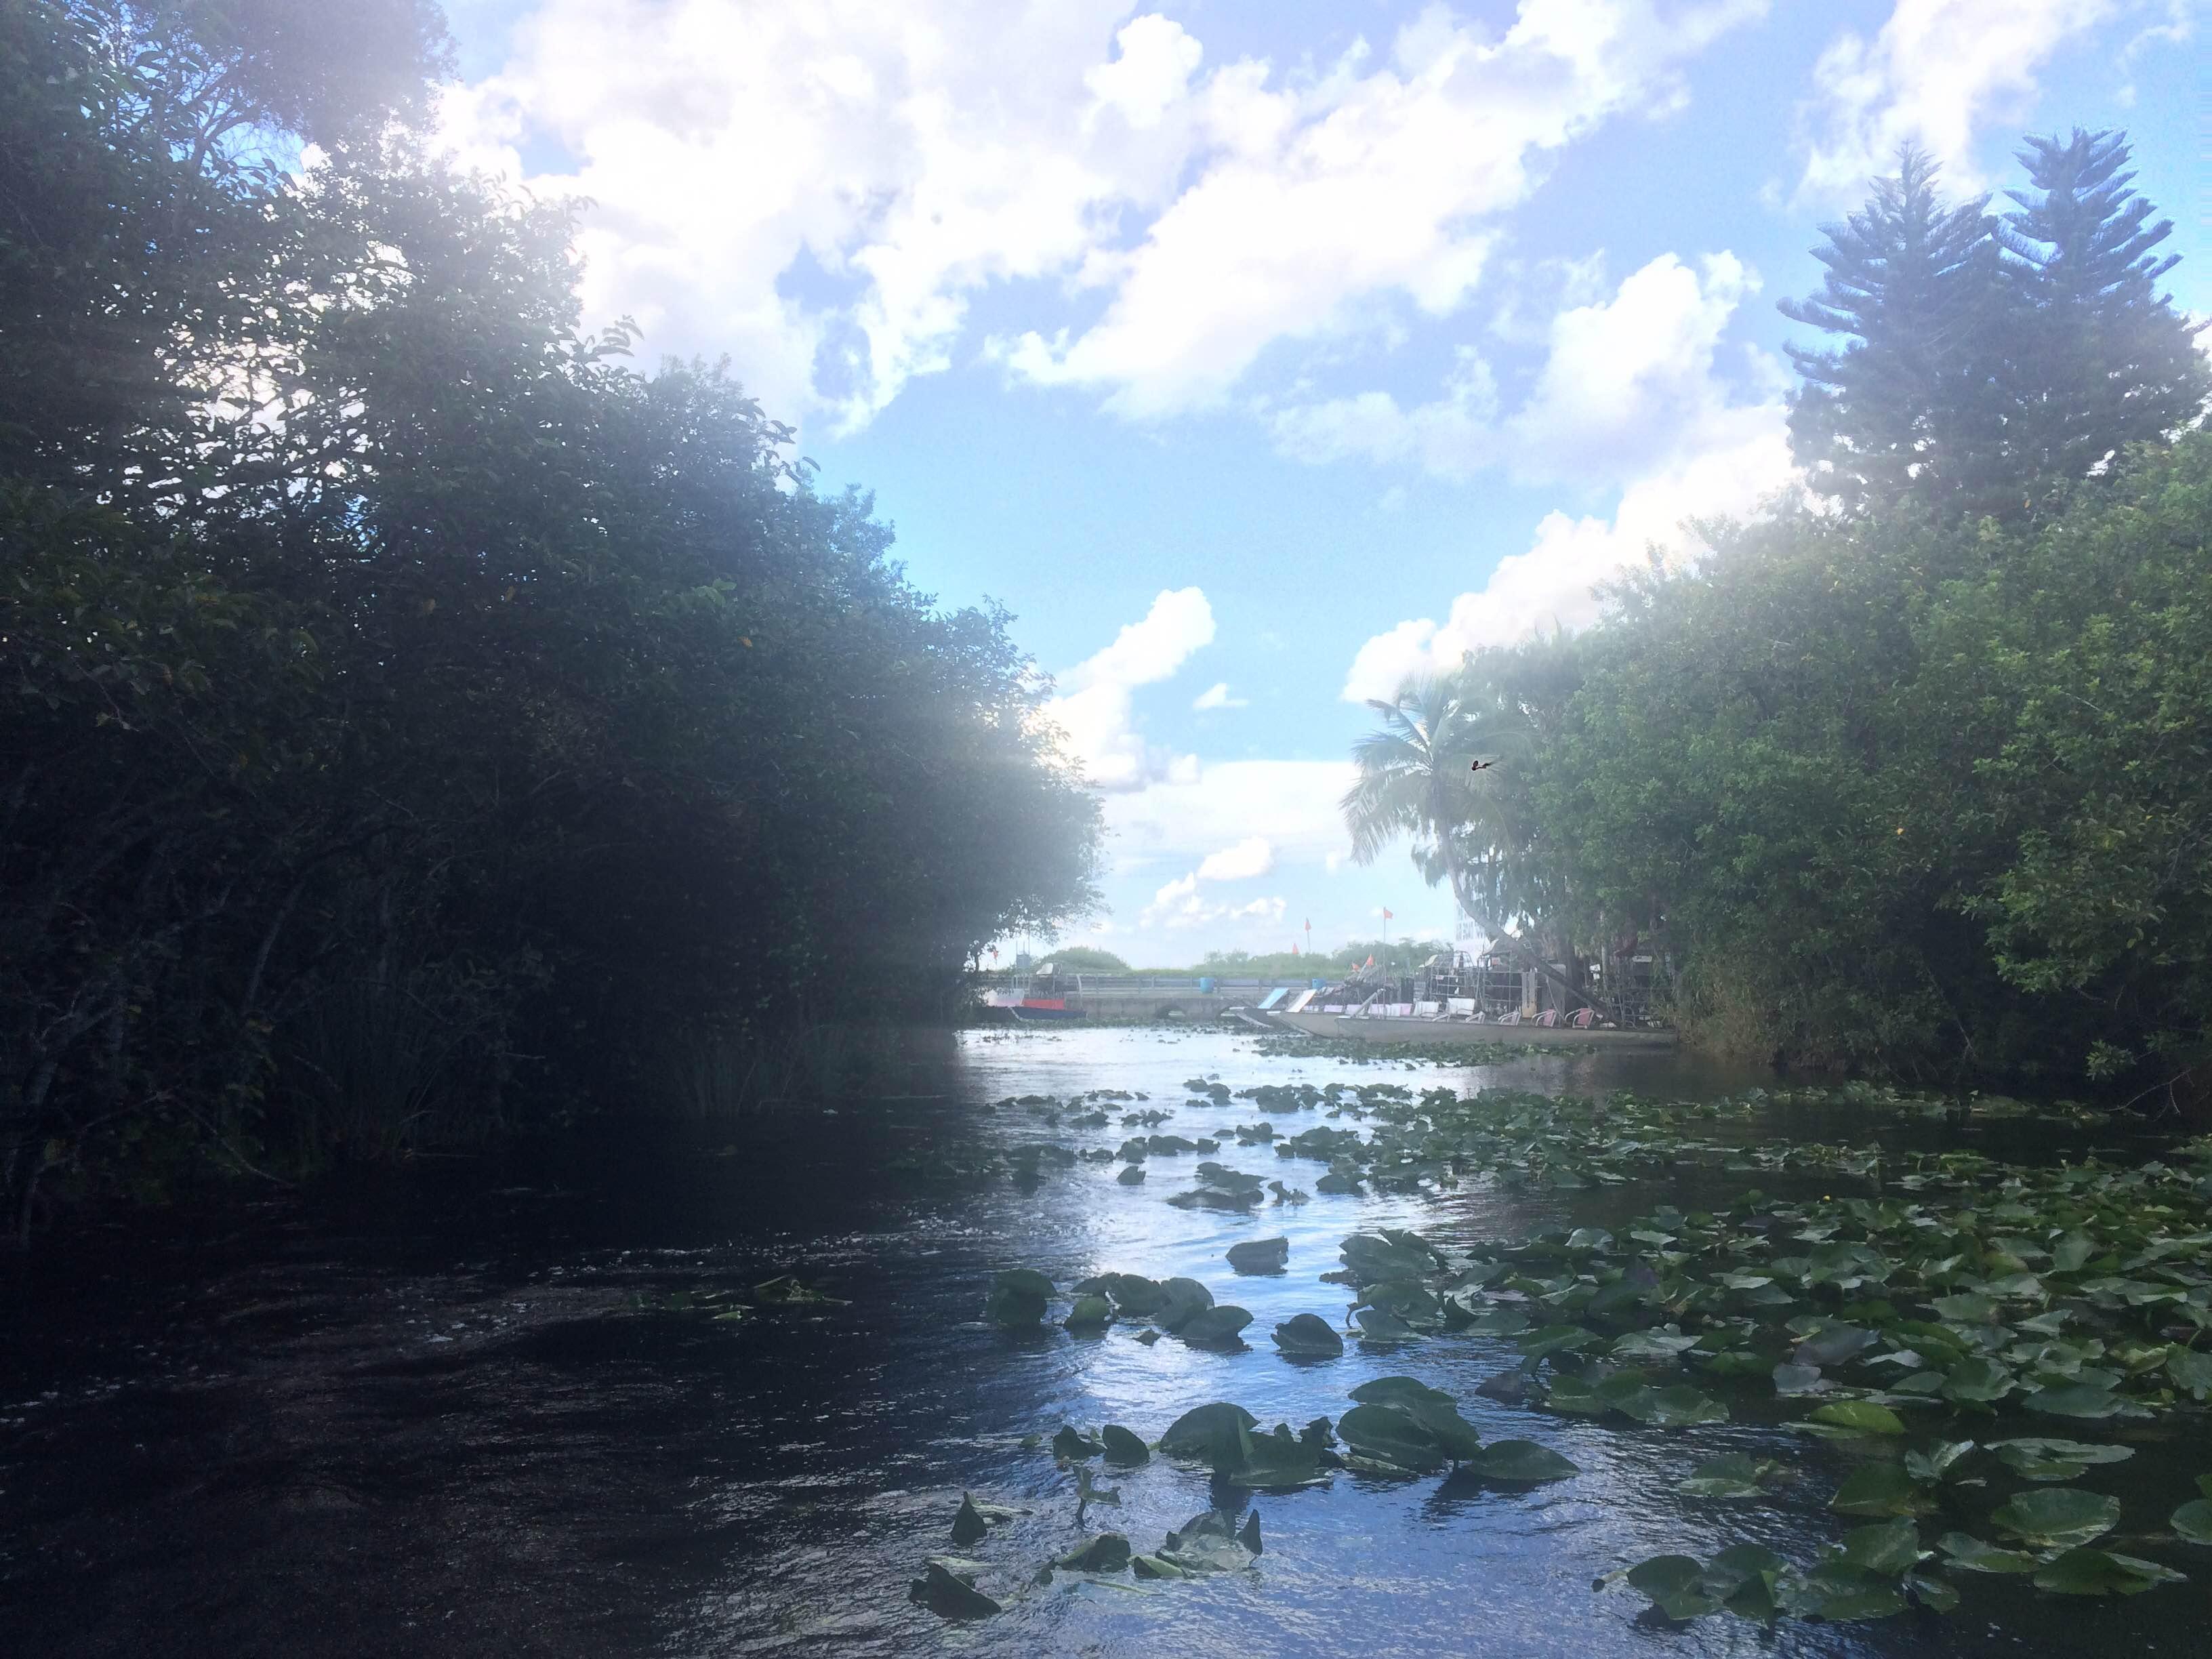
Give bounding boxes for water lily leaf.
[1543,1373,1604,1415]
[1518,1324,1599,1359]
[2024,1383,2124,1419]
[1990,1487,2121,1549]
[1467,1307,1532,1336]
[1647,1385,1729,1427]
[1179,1305,1254,1347]
[1155,1534,1254,1574]
[1350,1377,1486,1460]
[1613,1328,1701,1361]
[986,1269,1054,1327]
[1099,1273,1166,1315]
[1272,1313,1345,1357]
[910,1559,1001,1618]
[1235,1425,1332,1490]
[1116,1165,1146,1185]
[1841,1517,1923,1576]
[1678,1453,1775,1498]
[1099,1425,1151,1466]
[1808,1400,1906,1436]
[1908,1571,1961,1613]
[1471,1439,1578,1483]
[1052,1425,1103,1461]
[1065,1294,1113,1330]
[1988,1438,2131,1481]
[1773,1362,1824,1396]
[2167,1349,2212,1401]
[1792,1563,1906,1620]
[1940,1357,2014,1404]
[1795,1324,1877,1367]
[1129,1553,1191,1580]
[1056,1532,1132,1573]
[2051,1233,2095,1273]
[1355,1308,1422,1342]
[1336,1403,1445,1473]
[1155,1277,1214,1333]
[1937,1532,2039,1573]
[1933,1292,1997,1324]
[1226,1237,1290,1274]
[951,1494,989,1546]
[1905,1440,1977,1483]
[1832,1461,1934,1517]
[2032,1547,2186,1596]
[1624,1555,1716,1620]
[2171,1498,2212,1544]
[1158,1402,1257,1468]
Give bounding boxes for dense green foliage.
[1,1,1100,1235]
[1348,136,2210,1103]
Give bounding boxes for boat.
[985,962,1087,1023]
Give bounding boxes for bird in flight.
[1469,760,1498,773]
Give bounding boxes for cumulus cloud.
[1793,0,2130,206]
[1196,836,1276,882]
[442,0,1765,430]
[1330,250,1795,699]
[1043,587,1214,792]
[1192,681,1250,710]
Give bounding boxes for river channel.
[4,1026,2206,1656]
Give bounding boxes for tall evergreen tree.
[1997,128,2211,495]
[1779,144,2008,519]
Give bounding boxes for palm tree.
[1340,670,1580,1005]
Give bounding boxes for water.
[3,1027,2206,1656]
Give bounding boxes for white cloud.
[1341,411,1795,699]
[1793,0,2129,206]
[1196,836,1276,882]
[443,1,1764,431]
[1330,249,1797,699]
[1192,681,1250,710]
[1044,587,1214,791]
[1273,251,1767,486]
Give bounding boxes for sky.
[431,0,2211,966]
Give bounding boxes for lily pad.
[1648,1385,1729,1427]
[985,1269,1054,1327]
[1271,1313,1345,1357]
[909,1559,1001,1619]
[1988,1438,2133,1482]
[1832,1460,1935,1517]
[1989,1487,2122,1549]
[1336,1402,1445,1473]
[1179,1305,1254,1348]
[1348,1377,1484,1460]
[1052,1425,1103,1461]
[1678,1454,1777,1498]
[1936,1532,2039,1573]
[1100,1425,1151,1467]
[1807,1400,1906,1437]
[1471,1439,1578,1483]
[1155,1277,1215,1332]
[2032,1547,2186,1596]
[1055,1532,1132,1573]
[950,1494,989,1546]
[2024,1383,2125,1420]
[1065,1294,1113,1331]
[2170,1498,2212,1545]
[1226,1237,1290,1274]
[1158,1402,1258,1468]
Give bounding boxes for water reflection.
[2,1025,2203,1658]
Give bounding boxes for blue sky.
[433,0,2211,964]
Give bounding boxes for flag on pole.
[1363,954,1374,968]
[1382,907,1393,922]
[1292,941,1299,956]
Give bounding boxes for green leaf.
[2171,1498,2212,1545]
[1099,1425,1151,1466]
[1336,1403,1445,1473]
[1055,1532,1132,1573]
[1989,1487,2122,1549]
[1647,1385,1729,1427]
[1271,1312,1345,1357]
[1988,1437,2132,1481]
[2031,1548,2186,1596]
[2024,1383,2124,1419]
[1178,1305,1254,1347]
[1841,1518,1923,1576]
[1678,1453,1774,1498]
[985,1268,1054,1326]
[1471,1439,1579,1483]
[1832,1461,1935,1517]
[1936,1532,2040,1574]
[1158,1402,1257,1469]
[1808,1399,1906,1436]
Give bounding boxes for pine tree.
[1998,128,2211,497]
[1779,144,2010,519]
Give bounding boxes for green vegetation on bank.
[0,2,1100,1237]
[1347,135,2211,1102]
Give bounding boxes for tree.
[1778,143,2009,520]
[1996,128,2211,498]
[1340,672,1582,1004]
[1040,947,1128,972]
